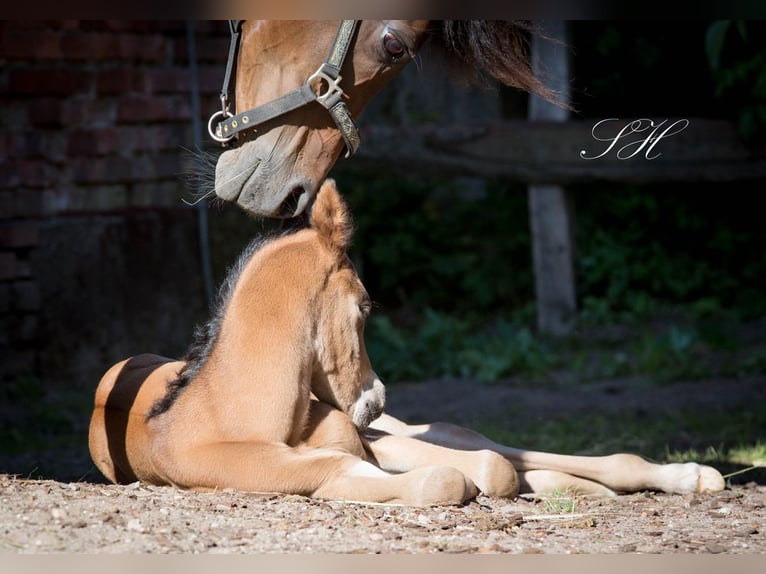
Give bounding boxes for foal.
[90,180,724,505]
[90,179,489,505]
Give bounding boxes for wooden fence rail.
[339,118,766,183]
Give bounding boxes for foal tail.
[310,179,352,253]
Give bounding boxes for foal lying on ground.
[89,180,725,505]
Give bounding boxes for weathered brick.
[9,68,93,96]
[14,258,30,279]
[12,280,40,312]
[145,68,191,94]
[16,314,39,342]
[67,128,121,156]
[89,186,129,212]
[0,322,10,347]
[0,29,62,60]
[7,132,67,164]
[18,160,56,188]
[116,96,173,123]
[199,66,225,95]
[0,163,20,189]
[57,21,81,31]
[82,21,126,32]
[0,253,16,281]
[28,99,65,127]
[0,283,10,313]
[139,125,183,152]
[0,191,12,217]
[13,190,43,218]
[154,151,183,179]
[40,185,130,214]
[117,34,168,63]
[61,32,120,61]
[131,181,184,208]
[3,21,48,31]
[61,99,116,128]
[0,101,29,131]
[178,35,229,64]
[0,221,38,248]
[168,96,192,121]
[96,68,147,94]
[73,156,133,184]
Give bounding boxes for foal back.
[88,354,183,484]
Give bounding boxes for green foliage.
[0,374,88,457]
[706,20,766,142]
[336,173,765,385]
[573,182,766,321]
[365,310,554,384]
[338,173,534,316]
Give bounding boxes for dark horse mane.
[433,20,560,104]
[147,226,302,419]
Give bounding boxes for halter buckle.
[307,66,347,110]
[208,109,235,144]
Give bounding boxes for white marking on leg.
[348,460,391,478]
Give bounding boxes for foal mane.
[147,180,351,420]
[433,20,560,105]
[147,227,300,420]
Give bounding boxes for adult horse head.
[212,20,553,217]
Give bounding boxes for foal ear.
[310,179,353,252]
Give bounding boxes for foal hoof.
[697,464,725,493]
[413,466,477,506]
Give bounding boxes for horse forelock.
[309,179,353,253]
[433,20,560,105]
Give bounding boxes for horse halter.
[208,20,362,158]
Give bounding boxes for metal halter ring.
[307,67,347,109]
[207,109,235,143]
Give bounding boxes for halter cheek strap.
[209,20,361,158]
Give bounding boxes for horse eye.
[382,32,405,59]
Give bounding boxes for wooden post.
[527,21,577,336]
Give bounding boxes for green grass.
[538,489,579,514]
[0,374,92,458]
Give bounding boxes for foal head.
[214,178,384,432]
[306,179,385,429]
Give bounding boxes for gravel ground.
[1,376,764,554]
[1,474,763,553]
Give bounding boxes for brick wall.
[0,20,231,386]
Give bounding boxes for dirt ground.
[1,376,764,554]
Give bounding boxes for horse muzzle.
[214,143,315,218]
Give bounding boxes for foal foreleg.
[371,414,725,495]
[363,429,518,498]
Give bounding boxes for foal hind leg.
[370,414,724,494]
[154,440,476,506]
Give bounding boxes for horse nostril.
[277,186,307,218]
